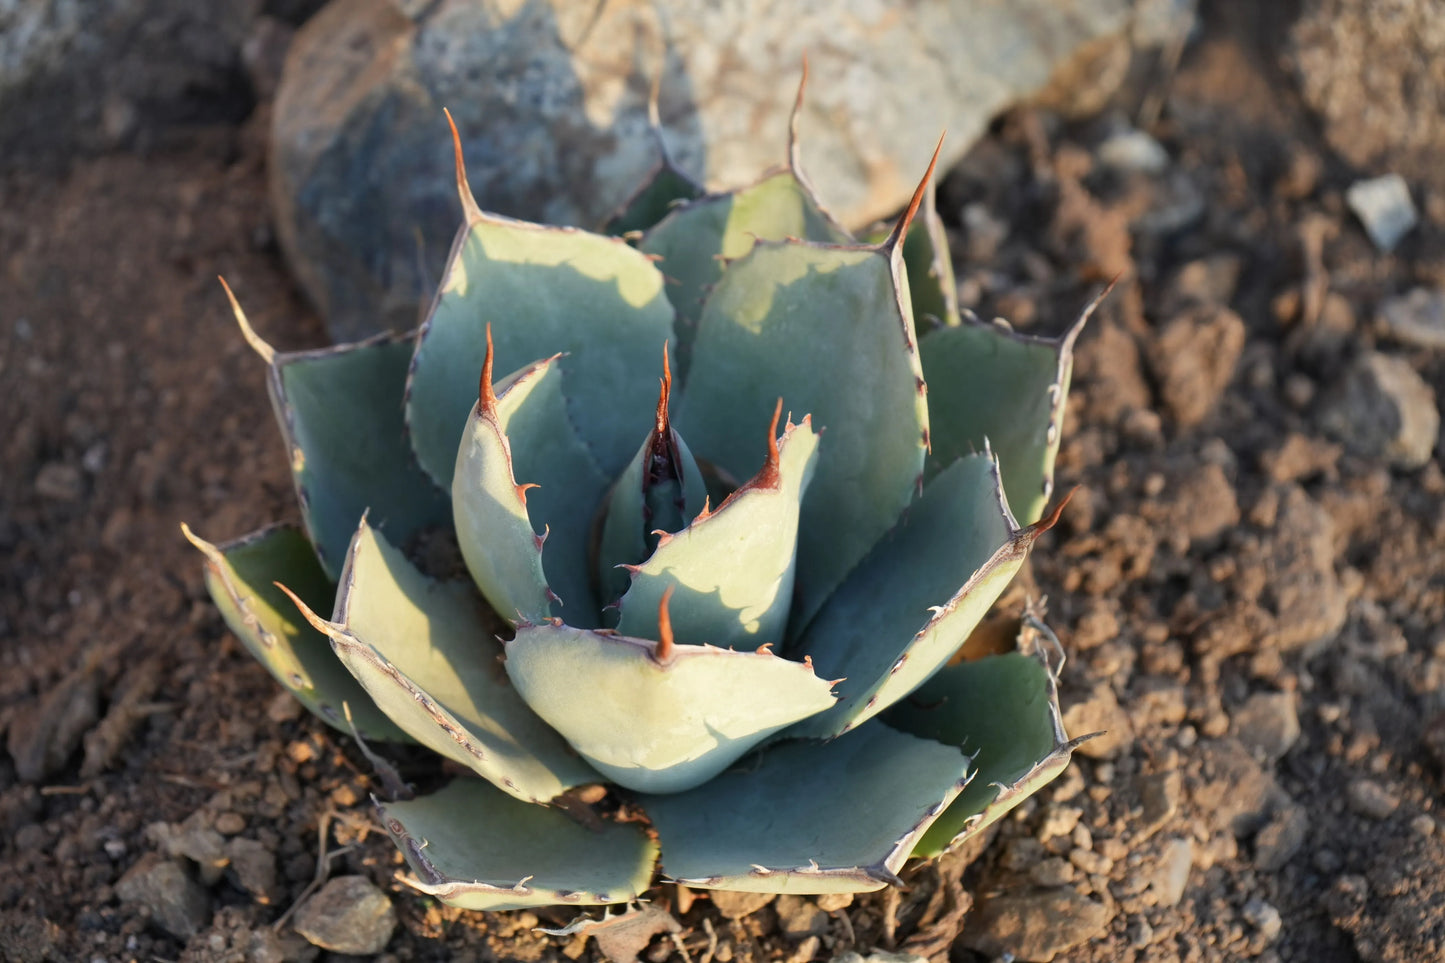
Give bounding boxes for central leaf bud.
[594,347,709,615]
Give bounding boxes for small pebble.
[1070,848,1113,876]
[786,935,820,963]
[1346,173,1418,251]
[1098,128,1170,175]
[963,889,1110,961]
[115,857,212,940]
[34,462,84,502]
[214,812,246,835]
[1062,684,1135,759]
[1038,804,1084,842]
[1255,805,1309,872]
[1317,352,1439,469]
[1377,287,1445,350]
[1346,779,1399,820]
[773,895,829,940]
[1029,857,1076,888]
[832,951,927,963]
[1152,837,1194,907]
[1243,898,1282,943]
[709,889,773,919]
[1128,916,1155,948]
[1231,692,1300,762]
[1001,837,1046,872]
[292,875,396,954]
[1137,769,1181,840]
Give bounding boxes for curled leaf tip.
[654,343,673,436]
[647,58,664,131]
[443,107,483,222]
[272,580,331,635]
[884,131,946,255]
[654,584,676,664]
[478,323,497,414]
[218,276,276,365]
[1064,276,1120,351]
[1028,485,1078,538]
[787,55,810,171]
[755,398,784,489]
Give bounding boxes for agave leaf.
[280,519,601,803]
[603,82,705,238]
[454,349,612,627]
[616,410,818,649]
[605,163,705,239]
[182,524,404,742]
[920,290,1103,523]
[791,454,1063,738]
[900,176,959,328]
[407,128,675,489]
[863,176,958,329]
[503,621,835,793]
[678,238,929,632]
[379,778,658,910]
[639,170,850,372]
[640,722,968,894]
[222,285,449,579]
[595,357,710,610]
[884,649,1084,859]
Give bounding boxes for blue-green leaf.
[452,351,611,627]
[281,518,599,803]
[380,778,657,910]
[920,294,1100,523]
[406,207,675,490]
[503,621,835,793]
[182,523,404,742]
[885,647,1082,858]
[640,722,968,893]
[678,240,927,632]
[640,170,851,374]
[793,454,1055,737]
[616,411,819,649]
[223,284,448,580]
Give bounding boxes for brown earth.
[2,4,1443,963]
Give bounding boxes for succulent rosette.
[185,89,1097,909]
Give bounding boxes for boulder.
[0,0,259,163]
[270,0,1195,339]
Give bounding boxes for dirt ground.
[2,4,1443,963]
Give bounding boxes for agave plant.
[184,81,1098,909]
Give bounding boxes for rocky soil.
[2,3,1442,962]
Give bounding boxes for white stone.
[1346,174,1418,251]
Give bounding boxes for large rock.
[1290,0,1445,195]
[271,0,1195,340]
[0,0,260,164]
